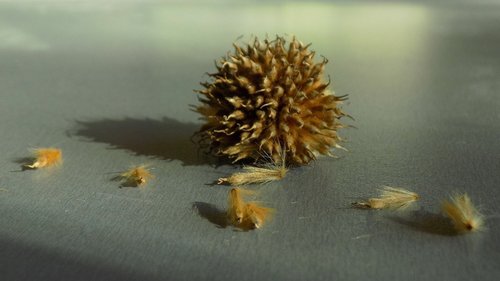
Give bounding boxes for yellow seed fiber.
[218,165,287,186]
[120,165,154,187]
[353,186,419,210]
[25,148,62,169]
[442,193,484,233]
[227,188,273,230]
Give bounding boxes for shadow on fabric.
[387,210,458,236]
[0,237,153,281]
[71,117,212,166]
[192,201,228,228]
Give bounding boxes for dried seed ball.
[196,36,349,165]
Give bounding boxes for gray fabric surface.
[1,1,499,280]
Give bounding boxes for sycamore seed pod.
[195,36,349,165]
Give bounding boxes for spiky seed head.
[195,36,349,165]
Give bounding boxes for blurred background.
[0,1,499,280]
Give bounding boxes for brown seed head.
[195,36,349,165]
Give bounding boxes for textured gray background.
[1,1,499,280]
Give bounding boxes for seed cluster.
[196,36,348,165]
